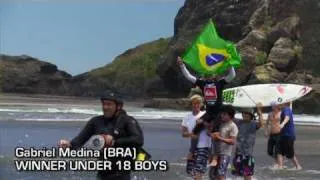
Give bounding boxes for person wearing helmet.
[58,93,144,180]
[231,103,264,180]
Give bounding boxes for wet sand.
[1,119,320,180]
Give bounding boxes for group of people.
[178,56,302,180]
[55,55,302,180]
[265,102,302,170]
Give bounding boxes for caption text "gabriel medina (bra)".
[15,147,137,159]
[14,147,168,171]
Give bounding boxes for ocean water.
[0,103,319,125]
[1,102,320,180]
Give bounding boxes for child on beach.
[181,95,212,179]
[209,105,238,180]
[232,103,264,180]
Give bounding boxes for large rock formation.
[0,38,170,97]
[68,38,170,97]
[149,0,320,114]
[0,54,72,94]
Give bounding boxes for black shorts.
[279,137,295,159]
[267,134,281,157]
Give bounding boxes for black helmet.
[100,92,123,106]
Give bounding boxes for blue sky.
[0,0,184,75]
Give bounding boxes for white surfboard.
[222,84,312,107]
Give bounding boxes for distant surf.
[0,104,319,125]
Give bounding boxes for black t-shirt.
[195,78,227,114]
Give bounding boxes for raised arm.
[264,114,271,137]
[256,103,264,129]
[223,66,236,83]
[177,56,197,83]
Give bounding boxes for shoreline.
[1,119,320,127]
[1,93,319,116]
[0,93,149,108]
[1,118,320,180]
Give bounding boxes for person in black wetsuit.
[177,56,236,166]
[58,93,144,180]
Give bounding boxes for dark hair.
[240,108,255,120]
[242,111,256,120]
[220,105,235,118]
[200,112,212,122]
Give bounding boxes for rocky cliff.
[0,38,170,97]
[151,0,320,113]
[68,38,170,97]
[0,54,72,94]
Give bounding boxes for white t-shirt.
[181,111,211,148]
[197,129,212,148]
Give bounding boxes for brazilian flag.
[182,19,241,76]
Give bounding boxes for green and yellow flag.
[182,19,241,76]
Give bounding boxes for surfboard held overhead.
[222,84,312,108]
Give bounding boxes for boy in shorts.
[232,103,264,180]
[209,105,238,180]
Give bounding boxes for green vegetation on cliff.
[88,38,170,94]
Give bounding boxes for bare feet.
[209,157,218,167]
[272,164,283,170]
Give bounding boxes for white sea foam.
[0,106,319,125]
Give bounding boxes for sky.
[0,0,184,75]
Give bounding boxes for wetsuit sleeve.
[70,118,95,149]
[222,67,236,83]
[180,64,197,83]
[114,118,144,147]
[195,79,205,88]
